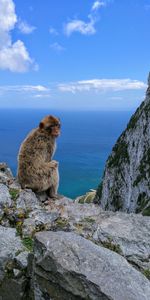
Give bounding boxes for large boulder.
[92,211,150,272]
[0,226,29,300]
[32,231,150,300]
[95,73,150,214]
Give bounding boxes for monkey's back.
[17,128,55,189]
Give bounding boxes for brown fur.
[17,115,61,197]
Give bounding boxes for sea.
[0,109,133,199]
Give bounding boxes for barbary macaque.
[17,115,61,199]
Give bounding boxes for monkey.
[17,115,61,199]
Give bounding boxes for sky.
[0,0,150,110]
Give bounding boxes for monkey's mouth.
[52,130,60,137]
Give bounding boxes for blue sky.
[0,0,150,110]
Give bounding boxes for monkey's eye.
[52,123,61,128]
[49,123,61,128]
[56,123,61,128]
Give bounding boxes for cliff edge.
[95,73,150,215]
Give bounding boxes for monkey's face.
[39,115,61,137]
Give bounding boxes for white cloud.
[21,85,50,92]
[0,84,51,101]
[64,19,96,36]
[1,79,146,98]
[50,42,65,52]
[0,84,50,93]
[0,40,33,72]
[18,20,36,34]
[58,79,147,93]
[64,0,106,36]
[0,0,36,72]
[0,0,17,31]
[33,94,51,98]
[49,26,58,36]
[92,1,106,11]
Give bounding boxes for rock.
[0,184,12,209]
[33,231,150,300]
[22,209,60,237]
[22,218,37,238]
[0,162,14,185]
[0,276,28,300]
[21,197,102,238]
[75,190,96,204]
[92,212,150,272]
[52,197,101,220]
[13,268,22,278]
[16,189,40,212]
[9,179,21,190]
[0,208,3,219]
[95,73,150,214]
[0,225,29,300]
[1,162,150,298]
[0,173,150,275]
[15,251,29,270]
[0,226,24,279]
[35,191,48,203]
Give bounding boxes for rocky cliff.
[95,73,150,215]
[0,163,150,299]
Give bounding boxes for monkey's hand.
[49,160,59,169]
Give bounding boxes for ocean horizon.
[0,109,133,198]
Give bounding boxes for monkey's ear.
[39,122,44,129]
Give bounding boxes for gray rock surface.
[0,177,150,273]
[0,156,150,299]
[16,189,40,212]
[0,226,29,300]
[95,73,150,215]
[33,231,150,300]
[22,209,60,237]
[0,162,14,185]
[93,212,150,271]
[20,197,102,237]
[0,184,12,209]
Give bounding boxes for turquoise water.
[0,109,133,198]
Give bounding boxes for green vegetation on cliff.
[107,139,130,168]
